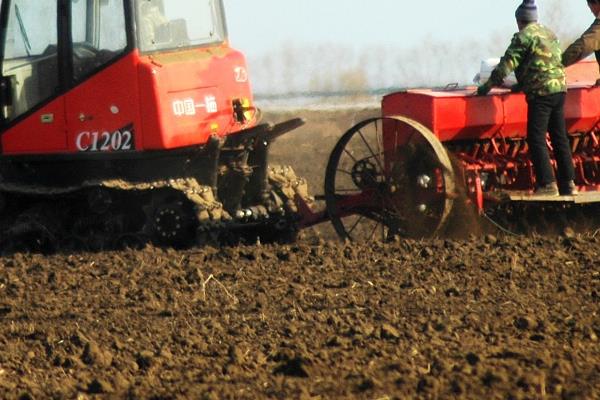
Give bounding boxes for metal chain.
[482,212,520,237]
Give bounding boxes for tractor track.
[0,164,311,253]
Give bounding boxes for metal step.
[507,191,600,204]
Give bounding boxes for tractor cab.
[0,0,254,155]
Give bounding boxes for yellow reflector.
[242,98,254,121]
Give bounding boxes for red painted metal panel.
[501,92,528,137]
[566,60,599,85]
[3,44,257,155]
[383,75,600,143]
[433,91,506,140]
[383,89,508,141]
[65,53,142,153]
[138,46,255,150]
[2,98,67,154]
[2,97,67,155]
[565,86,600,133]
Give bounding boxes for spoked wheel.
[325,116,455,241]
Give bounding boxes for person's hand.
[477,84,491,96]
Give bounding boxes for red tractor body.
[2,33,255,155]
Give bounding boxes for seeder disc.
[325,116,455,241]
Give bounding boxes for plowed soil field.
[0,108,599,399]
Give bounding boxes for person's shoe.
[534,182,559,196]
[559,180,579,196]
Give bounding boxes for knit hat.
[515,0,538,22]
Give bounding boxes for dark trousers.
[526,92,575,187]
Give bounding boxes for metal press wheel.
[324,116,456,241]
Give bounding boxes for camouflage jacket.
[484,23,566,99]
[562,18,600,69]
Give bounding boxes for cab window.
[1,0,58,121]
[136,0,226,53]
[71,0,127,81]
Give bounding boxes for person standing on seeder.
[477,0,578,196]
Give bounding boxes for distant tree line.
[247,0,579,95]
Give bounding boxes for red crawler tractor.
[302,61,600,240]
[0,0,310,250]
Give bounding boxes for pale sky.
[222,0,595,93]
[224,0,593,55]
